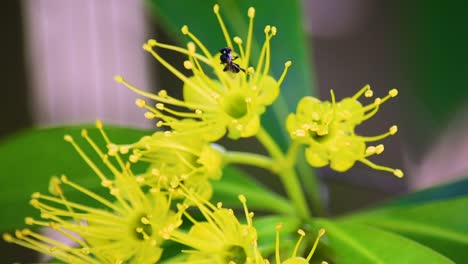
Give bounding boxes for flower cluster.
[115,4,291,141]
[169,191,263,263]
[3,121,326,263]
[286,85,404,177]
[125,130,223,199]
[3,121,183,264]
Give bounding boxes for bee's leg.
[233,63,245,73]
[233,56,239,61]
[223,64,229,72]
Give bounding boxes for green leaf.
[0,125,150,231]
[212,166,294,215]
[343,196,468,263]
[146,0,316,150]
[314,219,454,264]
[382,177,468,208]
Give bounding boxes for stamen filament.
[352,84,371,100]
[359,158,403,177]
[213,4,234,50]
[64,135,108,183]
[243,7,255,68]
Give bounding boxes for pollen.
[25,217,34,225]
[147,39,157,47]
[183,60,193,69]
[187,42,196,53]
[234,36,242,44]
[298,229,306,236]
[156,103,164,110]
[142,43,151,52]
[63,135,73,142]
[366,146,376,154]
[135,99,146,108]
[271,26,277,35]
[113,75,124,83]
[158,90,168,97]
[245,7,254,19]
[390,125,398,135]
[181,25,189,35]
[3,233,13,242]
[389,88,399,97]
[238,194,246,203]
[95,119,103,128]
[145,112,156,120]
[213,4,220,13]
[374,97,382,105]
[375,144,385,154]
[394,169,404,178]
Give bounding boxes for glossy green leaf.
[314,219,454,264]
[343,196,468,263]
[0,125,150,231]
[212,166,294,215]
[383,176,468,208]
[146,0,316,150]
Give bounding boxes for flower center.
[132,213,153,241]
[310,130,330,143]
[223,93,248,119]
[224,245,247,264]
[309,120,333,142]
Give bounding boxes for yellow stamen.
[360,159,404,178]
[306,228,326,261]
[292,229,306,258]
[275,224,282,264]
[213,4,233,50]
[277,61,292,87]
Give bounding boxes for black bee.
[219,47,245,73]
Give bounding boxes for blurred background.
[1,0,468,221]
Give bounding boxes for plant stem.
[257,127,311,218]
[223,151,275,172]
[285,141,300,167]
[297,151,324,214]
[286,141,324,213]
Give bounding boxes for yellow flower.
[274,224,327,264]
[286,86,404,177]
[115,4,291,141]
[3,121,182,264]
[168,188,265,264]
[125,129,223,199]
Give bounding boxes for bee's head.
[219,47,232,54]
